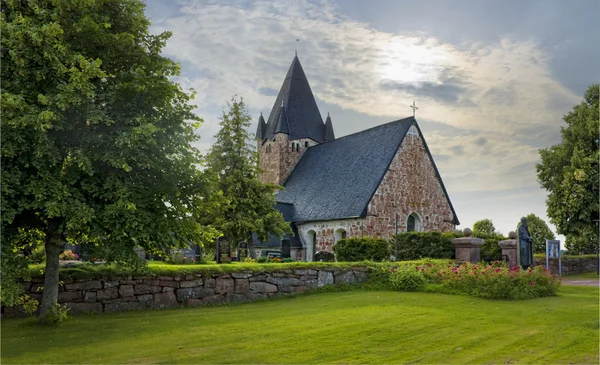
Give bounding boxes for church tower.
[256,55,335,186]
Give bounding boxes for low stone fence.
[3,267,369,317]
[534,256,598,276]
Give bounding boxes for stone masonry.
[296,129,456,258]
[3,267,369,317]
[258,134,318,186]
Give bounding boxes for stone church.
[253,55,459,261]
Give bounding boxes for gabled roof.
[275,116,459,225]
[262,55,328,143]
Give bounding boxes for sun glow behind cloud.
[147,0,583,236]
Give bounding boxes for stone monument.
[498,231,518,269]
[518,217,534,269]
[451,228,484,264]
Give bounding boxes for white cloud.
[148,0,581,235]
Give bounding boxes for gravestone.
[134,246,146,261]
[314,251,335,262]
[266,251,281,259]
[169,248,195,263]
[237,242,249,261]
[216,237,231,264]
[190,243,202,262]
[64,242,81,256]
[281,239,291,258]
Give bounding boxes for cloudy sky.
[145,0,599,241]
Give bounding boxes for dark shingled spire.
[274,104,290,134]
[255,112,266,140]
[324,112,335,141]
[262,55,325,143]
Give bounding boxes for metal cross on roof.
[295,38,300,56]
[410,101,418,117]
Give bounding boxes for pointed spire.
[324,113,335,142]
[262,55,325,143]
[275,105,290,134]
[256,112,266,140]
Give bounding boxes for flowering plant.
[59,250,79,261]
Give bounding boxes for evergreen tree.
[204,98,291,256]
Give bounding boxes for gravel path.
[561,278,600,286]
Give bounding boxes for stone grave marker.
[314,251,335,262]
[281,239,291,258]
[216,237,231,264]
[237,242,249,261]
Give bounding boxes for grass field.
[2,286,598,364]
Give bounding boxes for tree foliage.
[1,0,215,318]
[204,97,291,252]
[472,219,496,237]
[520,214,556,254]
[536,84,599,254]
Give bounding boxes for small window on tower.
[305,141,309,148]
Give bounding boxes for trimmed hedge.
[333,238,390,262]
[391,232,458,260]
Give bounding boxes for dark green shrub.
[391,232,458,260]
[471,231,506,262]
[256,257,268,263]
[333,238,390,262]
[389,270,427,291]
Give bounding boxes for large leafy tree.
[204,97,291,254]
[520,214,556,254]
[536,85,599,254]
[1,0,214,319]
[472,219,496,237]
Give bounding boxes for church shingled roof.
[262,55,326,143]
[324,113,335,142]
[275,116,460,225]
[255,113,266,140]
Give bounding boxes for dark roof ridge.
[307,116,415,151]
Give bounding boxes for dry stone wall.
[3,267,369,317]
[534,256,599,276]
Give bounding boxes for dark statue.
[518,217,534,269]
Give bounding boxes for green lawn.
[2,286,598,364]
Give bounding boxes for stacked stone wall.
[3,267,368,317]
[534,256,599,276]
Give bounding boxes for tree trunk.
[40,224,65,318]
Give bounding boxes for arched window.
[334,229,347,243]
[308,230,317,261]
[407,213,422,232]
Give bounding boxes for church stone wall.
[258,134,318,186]
[297,129,455,259]
[364,129,455,235]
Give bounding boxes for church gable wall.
[366,129,455,236]
[294,128,455,260]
